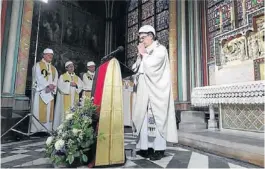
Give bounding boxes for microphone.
[101,46,124,62]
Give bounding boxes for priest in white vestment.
[53,61,83,130]
[132,25,178,161]
[82,61,96,98]
[31,48,58,133]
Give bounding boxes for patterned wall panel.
[208,31,218,61]
[236,0,244,26]
[156,10,169,31]
[246,0,264,12]
[236,0,264,27]
[141,0,154,20]
[142,0,149,4]
[128,9,138,27]
[156,0,169,13]
[126,0,169,67]
[128,0,138,12]
[127,41,138,61]
[208,0,223,8]
[156,29,169,48]
[127,24,138,43]
[141,16,154,27]
[222,104,264,132]
[208,1,232,33]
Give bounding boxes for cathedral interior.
[1,0,264,145]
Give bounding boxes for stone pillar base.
[1,95,30,142]
[208,119,218,131]
[179,111,207,131]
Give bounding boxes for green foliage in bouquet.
[45,97,104,167]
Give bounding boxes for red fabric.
[93,61,110,113]
[88,61,110,168]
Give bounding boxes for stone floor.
[1,132,260,168]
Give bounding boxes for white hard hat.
[138,25,156,36]
[87,61,95,67]
[65,61,73,68]
[43,48,54,54]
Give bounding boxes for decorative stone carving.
[256,17,265,56]
[191,80,265,107]
[213,7,264,65]
[248,32,260,59]
[220,35,247,65]
[221,104,264,132]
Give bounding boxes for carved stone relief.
[220,35,247,65]
[248,32,260,59]
[256,16,265,55]
[247,15,265,59]
[219,15,264,67]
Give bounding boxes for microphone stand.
[100,54,134,73]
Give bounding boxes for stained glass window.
[208,31,218,59]
[156,29,169,48]
[246,0,264,11]
[126,0,170,66]
[156,10,169,31]
[236,0,244,26]
[127,58,136,68]
[128,0,138,12]
[128,9,138,27]
[142,0,149,4]
[127,41,138,60]
[127,24,138,43]
[156,0,169,13]
[208,0,223,8]
[141,16,155,27]
[141,0,154,20]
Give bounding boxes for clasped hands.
[45,84,56,93]
[137,43,147,57]
[70,82,77,87]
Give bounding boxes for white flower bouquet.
[45,97,103,167]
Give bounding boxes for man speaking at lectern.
[132,25,178,161]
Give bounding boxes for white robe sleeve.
[52,68,59,94]
[57,75,71,94]
[132,56,142,72]
[34,63,49,92]
[142,47,166,75]
[82,73,92,91]
[75,77,83,94]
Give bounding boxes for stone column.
[15,0,34,95]
[181,0,188,101]
[194,0,202,87]
[2,0,21,93]
[169,0,178,100]
[208,104,217,130]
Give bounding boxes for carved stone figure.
[248,32,259,59]
[220,36,247,65]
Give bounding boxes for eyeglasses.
[139,35,148,41]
